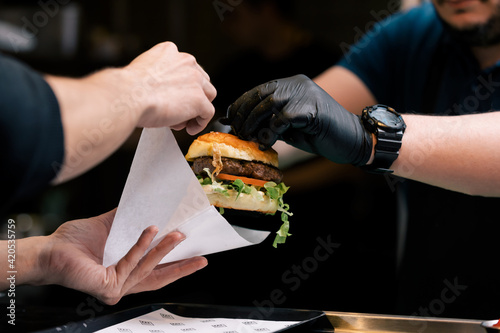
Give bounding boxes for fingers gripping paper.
[103,128,270,267]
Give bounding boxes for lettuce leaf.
[265,182,293,248]
[197,170,293,247]
[230,178,252,199]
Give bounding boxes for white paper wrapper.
[103,128,270,267]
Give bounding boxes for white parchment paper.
[103,128,270,267]
[95,308,300,333]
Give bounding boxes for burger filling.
[193,156,292,247]
[192,156,283,183]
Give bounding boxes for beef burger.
[185,132,292,246]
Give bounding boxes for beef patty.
[193,156,283,183]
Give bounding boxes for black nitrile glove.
[223,74,373,166]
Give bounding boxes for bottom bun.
[202,185,278,214]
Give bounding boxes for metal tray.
[323,311,486,333]
[35,303,330,333]
[34,302,492,333]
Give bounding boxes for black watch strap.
[363,129,404,174]
[360,104,406,174]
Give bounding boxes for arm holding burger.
[315,66,500,196]
[0,209,207,305]
[46,41,217,184]
[0,42,212,303]
[225,74,500,197]
[1,41,215,208]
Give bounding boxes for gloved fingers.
[274,103,317,153]
[253,106,296,150]
[280,101,314,130]
[225,89,262,132]
[254,126,280,151]
[224,80,279,133]
[238,94,281,139]
[224,88,261,133]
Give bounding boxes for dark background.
[0,0,405,331]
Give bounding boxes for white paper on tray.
[103,128,270,267]
[95,308,300,333]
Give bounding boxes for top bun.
[185,132,279,167]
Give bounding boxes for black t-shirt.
[0,53,64,214]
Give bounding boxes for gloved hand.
[223,74,373,166]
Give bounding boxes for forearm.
[45,69,139,184]
[1,236,48,290]
[45,42,217,184]
[392,112,500,197]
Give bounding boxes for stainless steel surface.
[324,311,485,333]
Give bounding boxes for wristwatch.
[361,104,406,174]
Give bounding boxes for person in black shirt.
[224,0,500,319]
[0,42,214,304]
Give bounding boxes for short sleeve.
[336,3,442,110]
[0,53,64,212]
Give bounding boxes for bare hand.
[40,209,207,305]
[45,41,217,184]
[125,42,217,134]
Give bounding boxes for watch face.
[371,108,405,131]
